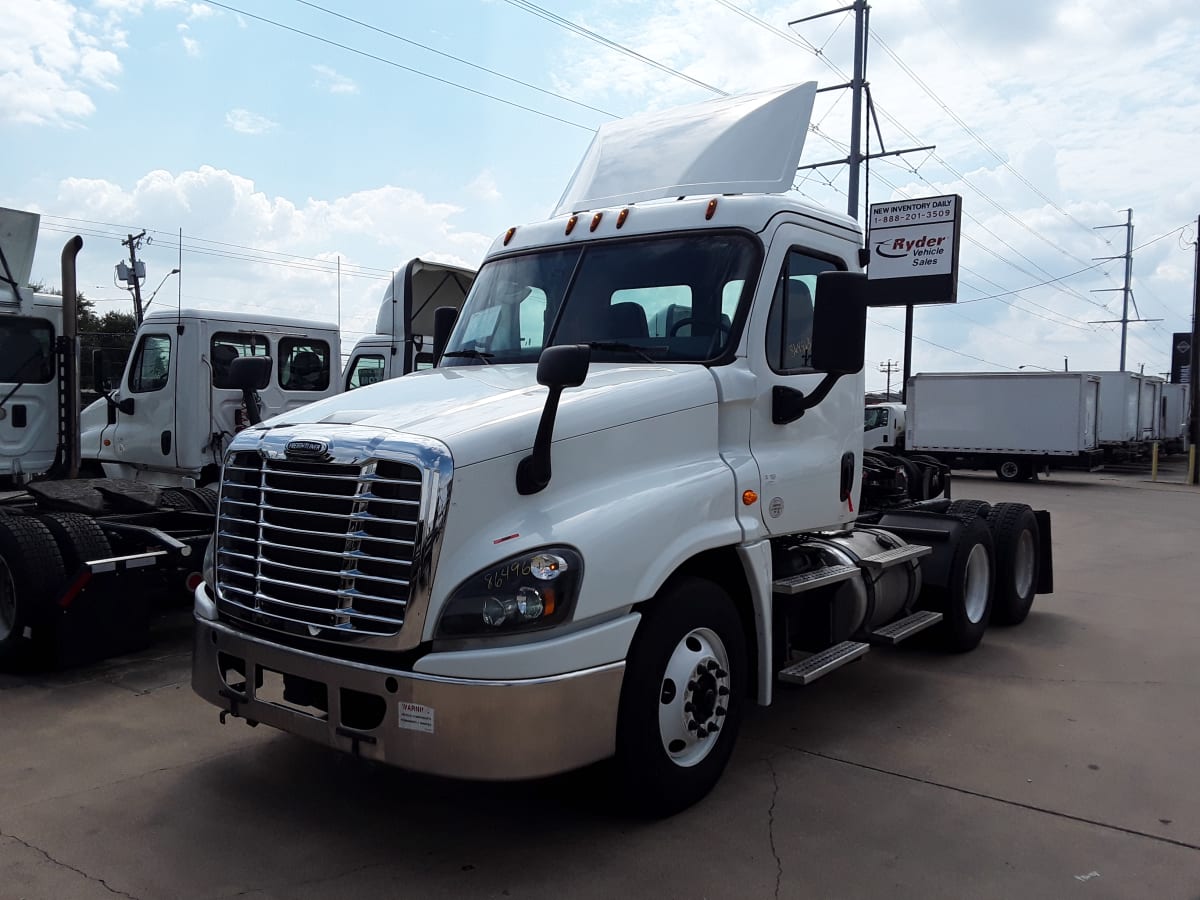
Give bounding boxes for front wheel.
[614,577,747,817]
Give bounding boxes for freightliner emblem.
[285,439,329,457]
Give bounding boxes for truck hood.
[263,363,718,467]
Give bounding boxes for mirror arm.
[241,387,263,426]
[515,385,565,495]
[772,373,844,424]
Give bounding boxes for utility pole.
[878,359,899,398]
[1188,214,1200,484]
[121,231,147,325]
[1091,210,1160,370]
[791,0,935,401]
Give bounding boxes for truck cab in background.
[344,259,476,390]
[864,401,905,451]
[82,309,340,487]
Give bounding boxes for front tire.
[614,577,747,817]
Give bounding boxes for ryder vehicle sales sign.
[866,194,962,305]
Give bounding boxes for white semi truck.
[0,209,342,666]
[192,83,1054,815]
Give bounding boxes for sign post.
[866,194,963,400]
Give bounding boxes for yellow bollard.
[1151,442,1159,482]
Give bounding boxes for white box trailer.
[1091,371,1141,445]
[1140,375,1164,441]
[905,371,1102,480]
[1161,383,1188,449]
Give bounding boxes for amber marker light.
[503,227,516,246]
[565,215,578,235]
[590,212,604,232]
[616,208,629,228]
[742,490,758,506]
[706,198,719,220]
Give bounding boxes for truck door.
[0,316,58,479]
[747,237,858,535]
[209,330,269,447]
[344,350,387,390]
[105,330,179,474]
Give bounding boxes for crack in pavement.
[210,859,400,898]
[0,829,140,899]
[764,757,782,900]
[765,739,1200,853]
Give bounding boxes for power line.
[870,317,1017,369]
[289,0,619,119]
[203,0,599,132]
[499,0,728,95]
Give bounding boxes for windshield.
[441,233,759,365]
[864,407,889,429]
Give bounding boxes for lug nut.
[716,706,726,717]
[708,722,719,733]
[687,680,697,690]
[684,702,694,713]
[718,686,729,696]
[696,727,707,738]
[715,668,728,678]
[707,661,719,671]
[687,720,699,732]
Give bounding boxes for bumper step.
[866,610,943,645]
[773,564,859,595]
[857,544,931,572]
[778,641,869,686]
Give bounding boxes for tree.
[23,281,137,390]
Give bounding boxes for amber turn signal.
[742,490,758,506]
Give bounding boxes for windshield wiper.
[441,349,494,365]
[587,341,665,363]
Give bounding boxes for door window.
[211,333,269,389]
[128,334,172,393]
[0,317,55,383]
[346,354,386,390]
[765,250,839,374]
[278,338,331,391]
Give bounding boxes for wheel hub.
[658,627,731,767]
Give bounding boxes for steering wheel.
[667,317,731,356]
[667,317,731,339]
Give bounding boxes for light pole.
[1018,364,1054,372]
[143,268,181,314]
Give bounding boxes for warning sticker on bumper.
[399,701,435,733]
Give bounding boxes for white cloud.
[466,170,502,202]
[311,64,358,95]
[0,0,125,126]
[28,166,492,355]
[181,35,200,57]
[224,108,278,135]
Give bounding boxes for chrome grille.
[215,450,423,640]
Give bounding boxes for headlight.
[435,547,583,638]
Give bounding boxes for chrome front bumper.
[192,617,625,780]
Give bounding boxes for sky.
[3,0,1199,390]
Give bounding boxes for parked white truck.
[0,209,343,667]
[864,401,905,451]
[192,84,1054,815]
[900,372,1103,481]
[343,259,476,390]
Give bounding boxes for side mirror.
[432,306,459,365]
[229,356,273,427]
[811,271,867,375]
[772,272,867,425]
[91,348,107,394]
[516,344,591,495]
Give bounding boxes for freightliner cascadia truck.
[193,83,1053,816]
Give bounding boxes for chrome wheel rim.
[0,557,17,643]
[658,627,730,768]
[1014,529,1036,598]
[963,544,991,624]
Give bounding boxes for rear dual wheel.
[0,517,67,664]
[987,503,1040,626]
